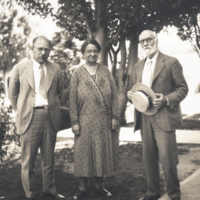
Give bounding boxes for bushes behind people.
[0,80,20,165]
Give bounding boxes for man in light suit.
[9,36,65,200]
[128,30,188,200]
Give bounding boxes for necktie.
[142,60,153,88]
[149,60,153,87]
[39,65,47,99]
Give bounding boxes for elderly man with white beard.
[127,30,188,200]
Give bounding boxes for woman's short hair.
[81,39,101,54]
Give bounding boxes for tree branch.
[108,27,121,47]
[109,50,113,63]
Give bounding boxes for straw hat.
[131,83,158,115]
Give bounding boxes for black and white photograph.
[0,0,200,200]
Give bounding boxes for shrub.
[49,33,81,130]
[0,82,19,165]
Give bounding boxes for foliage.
[49,31,81,109]
[176,2,200,58]
[182,114,200,130]
[49,31,82,129]
[0,0,31,152]
[15,0,172,38]
[0,81,19,165]
[0,0,31,75]
[17,0,54,18]
[15,0,193,41]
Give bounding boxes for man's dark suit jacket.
[133,52,188,132]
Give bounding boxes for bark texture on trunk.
[95,0,108,65]
[118,36,128,124]
[127,35,138,90]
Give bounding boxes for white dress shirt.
[142,51,159,88]
[32,58,48,107]
[141,51,169,106]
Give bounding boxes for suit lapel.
[152,52,165,84]
[25,60,35,91]
[46,61,54,92]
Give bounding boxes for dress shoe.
[95,187,112,197]
[139,196,148,200]
[139,195,161,200]
[42,192,65,199]
[72,190,86,200]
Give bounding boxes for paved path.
[57,127,200,200]
[159,168,200,200]
[57,127,200,145]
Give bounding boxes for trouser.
[141,114,180,199]
[20,109,57,198]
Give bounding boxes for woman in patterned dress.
[70,39,120,200]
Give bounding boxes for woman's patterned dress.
[70,64,119,177]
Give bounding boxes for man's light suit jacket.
[133,52,188,132]
[9,59,63,135]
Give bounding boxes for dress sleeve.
[109,71,120,121]
[69,70,79,126]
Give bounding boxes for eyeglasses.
[86,50,99,54]
[34,46,50,53]
[139,37,155,45]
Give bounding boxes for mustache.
[143,46,152,50]
[39,56,47,59]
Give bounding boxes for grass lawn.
[0,135,200,200]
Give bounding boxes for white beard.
[144,48,152,58]
[143,47,157,59]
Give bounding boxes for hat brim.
[131,83,158,115]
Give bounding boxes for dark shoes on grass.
[26,192,65,200]
[42,192,65,199]
[95,187,112,197]
[72,190,87,200]
[139,194,161,200]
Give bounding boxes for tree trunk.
[118,36,127,124]
[116,34,137,125]
[111,51,117,77]
[127,34,138,90]
[110,44,120,77]
[95,0,108,65]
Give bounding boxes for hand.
[72,124,80,136]
[112,119,119,131]
[152,93,167,109]
[127,91,134,101]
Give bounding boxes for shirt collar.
[32,58,46,69]
[146,51,159,64]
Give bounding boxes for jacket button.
[32,95,34,97]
